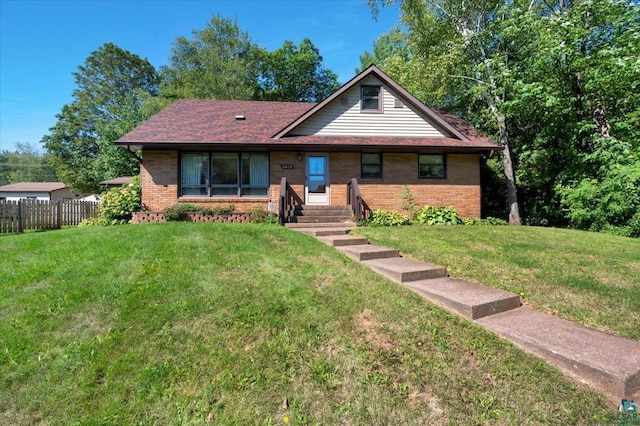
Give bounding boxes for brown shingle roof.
[115,66,501,153]
[117,100,315,144]
[0,182,68,192]
[435,110,496,146]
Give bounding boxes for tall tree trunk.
[501,141,522,225]
[485,93,522,225]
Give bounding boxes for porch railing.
[346,178,371,222]
[278,177,294,225]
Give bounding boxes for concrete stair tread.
[294,211,352,216]
[317,235,369,247]
[285,222,355,229]
[336,244,400,261]
[291,227,353,237]
[294,216,353,223]
[404,277,521,320]
[362,257,447,283]
[477,306,640,400]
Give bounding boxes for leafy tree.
[0,143,57,185]
[258,38,340,102]
[43,43,160,193]
[358,27,410,73]
[505,0,640,233]
[369,0,525,224]
[369,0,640,235]
[160,15,261,100]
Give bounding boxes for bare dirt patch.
[353,308,395,351]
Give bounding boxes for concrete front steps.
[285,205,354,225]
[290,225,640,401]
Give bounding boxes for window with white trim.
[418,154,446,179]
[180,152,269,197]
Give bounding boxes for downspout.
[124,145,143,163]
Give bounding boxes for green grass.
[0,223,620,424]
[353,225,640,341]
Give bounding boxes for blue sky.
[0,0,400,153]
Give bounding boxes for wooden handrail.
[279,177,291,226]
[346,178,371,222]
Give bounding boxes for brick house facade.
[117,65,499,220]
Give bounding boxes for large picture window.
[361,153,382,179]
[180,152,269,197]
[418,154,446,179]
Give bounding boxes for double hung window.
[361,153,382,179]
[361,85,382,112]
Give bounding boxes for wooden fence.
[0,199,99,234]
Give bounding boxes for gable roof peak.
[272,64,470,141]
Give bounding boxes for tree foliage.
[369,0,525,224]
[368,0,640,236]
[507,0,640,234]
[160,15,261,100]
[0,143,58,185]
[258,38,340,102]
[43,43,161,193]
[160,17,340,102]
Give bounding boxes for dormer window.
[361,85,382,112]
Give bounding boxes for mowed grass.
[353,225,640,341]
[1,223,618,424]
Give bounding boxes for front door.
[305,154,329,205]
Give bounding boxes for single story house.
[115,65,500,222]
[0,182,78,201]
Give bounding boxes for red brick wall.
[355,153,481,218]
[140,150,178,211]
[141,150,481,217]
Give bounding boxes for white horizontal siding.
[291,76,447,137]
[0,192,50,201]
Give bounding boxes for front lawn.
[0,223,618,424]
[353,225,640,341]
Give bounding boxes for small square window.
[361,153,382,179]
[418,154,446,179]
[361,85,382,112]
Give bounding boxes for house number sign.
[280,164,295,169]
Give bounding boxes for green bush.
[163,203,237,221]
[363,209,411,226]
[248,205,277,224]
[415,206,463,225]
[629,212,640,238]
[78,217,107,227]
[201,204,235,215]
[400,186,418,219]
[558,156,640,237]
[162,204,200,221]
[464,217,508,226]
[98,176,141,224]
